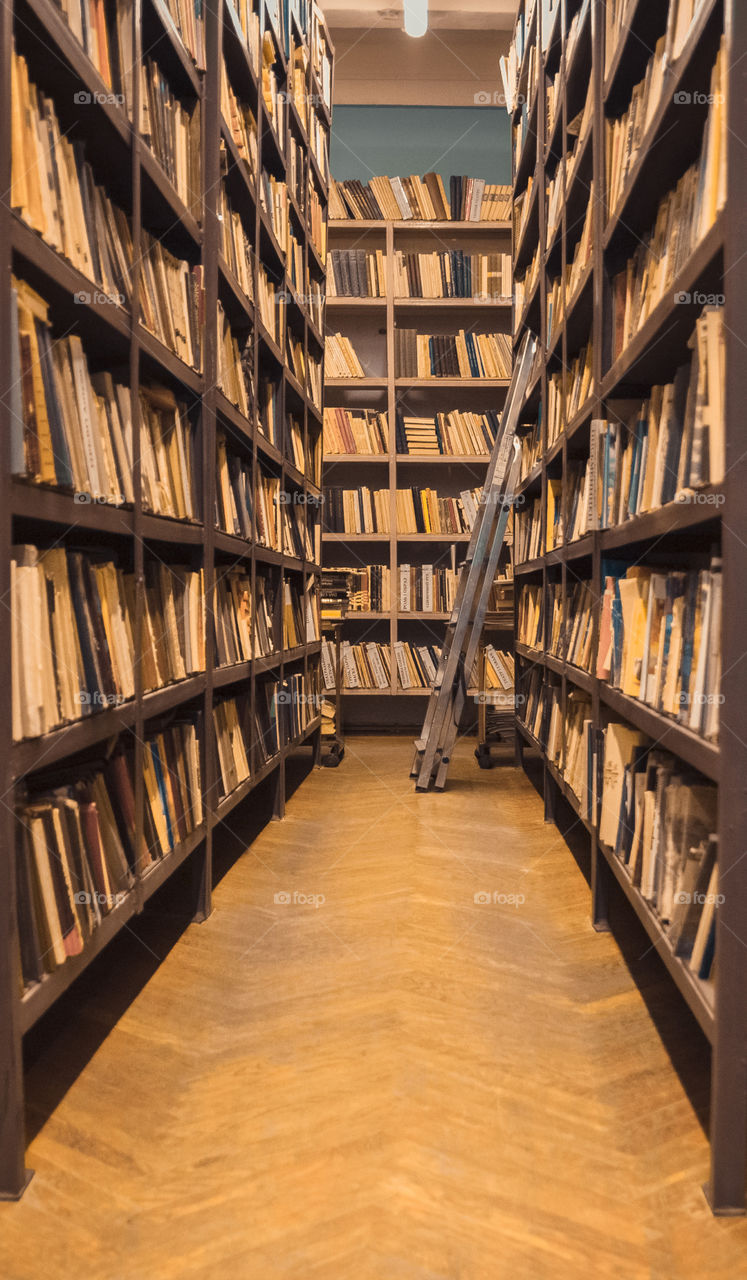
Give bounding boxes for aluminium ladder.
[411,332,538,791]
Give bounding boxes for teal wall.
[330,106,512,185]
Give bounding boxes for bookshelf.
[507,0,746,1212]
[0,0,333,1195]
[322,213,513,723]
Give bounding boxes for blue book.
[150,742,175,851]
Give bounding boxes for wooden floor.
[2,736,747,1278]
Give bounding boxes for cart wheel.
[323,743,344,768]
[475,744,494,770]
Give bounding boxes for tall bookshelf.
[509,0,747,1211]
[0,0,333,1195]
[323,214,513,726]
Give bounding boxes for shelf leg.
[590,838,610,932]
[191,835,212,924]
[273,757,286,821]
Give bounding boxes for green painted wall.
[330,106,512,185]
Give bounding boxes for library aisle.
[1,739,746,1279]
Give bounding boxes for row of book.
[139,231,204,370]
[323,486,480,537]
[598,725,717,978]
[327,250,386,297]
[16,718,204,987]
[394,329,512,380]
[395,409,498,456]
[11,546,206,742]
[396,487,480,536]
[222,64,259,181]
[564,314,725,540]
[610,43,725,364]
[518,673,718,979]
[214,669,319,794]
[323,409,389,455]
[11,49,134,300]
[325,332,365,379]
[321,640,441,691]
[329,175,512,223]
[215,433,316,560]
[214,569,276,666]
[392,251,513,300]
[546,341,593,447]
[217,302,254,417]
[141,57,202,219]
[599,559,721,741]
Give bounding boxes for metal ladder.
[411,332,538,791]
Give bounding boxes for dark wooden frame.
[0,0,333,1196]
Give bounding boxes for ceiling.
[318,0,518,30]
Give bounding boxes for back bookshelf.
[323,210,514,725]
[0,0,333,1195]
[508,0,747,1211]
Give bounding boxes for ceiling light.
[403,0,428,37]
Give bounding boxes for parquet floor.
[2,736,747,1278]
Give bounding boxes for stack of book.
[392,251,512,299]
[141,563,205,689]
[221,64,258,179]
[597,723,718,979]
[394,329,511,379]
[597,559,722,741]
[12,545,136,740]
[321,569,352,620]
[215,434,254,540]
[328,249,386,296]
[324,487,391,534]
[162,0,206,69]
[213,694,252,796]
[138,232,203,369]
[12,279,132,505]
[396,487,480,535]
[11,52,135,295]
[217,302,253,416]
[329,175,512,222]
[396,409,499,455]
[398,564,459,613]
[323,408,388,454]
[517,584,544,650]
[141,58,202,218]
[214,567,255,666]
[140,385,200,520]
[325,332,366,378]
[258,264,285,343]
[610,44,726,363]
[514,497,543,564]
[255,678,281,764]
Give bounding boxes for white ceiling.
[319,0,518,30]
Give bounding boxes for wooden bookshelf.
[0,0,333,1195]
[322,215,513,719]
[509,0,747,1213]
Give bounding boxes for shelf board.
[328,220,512,233]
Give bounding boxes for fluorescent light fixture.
[403,0,428,38]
